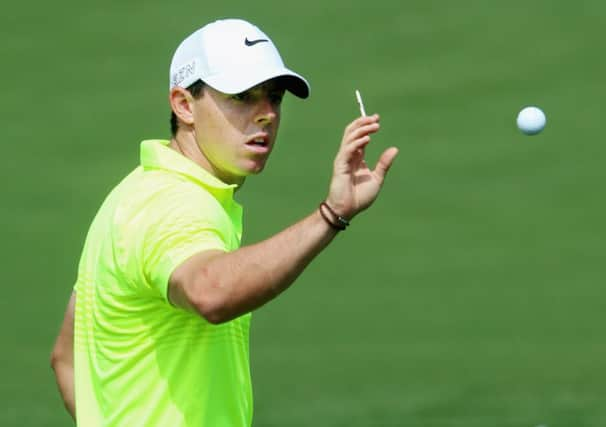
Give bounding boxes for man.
[51,18,398,426]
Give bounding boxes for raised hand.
[326,114,399,220]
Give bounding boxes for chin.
[241,159,268,175]
[250,165,266,174]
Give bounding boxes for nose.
[254,97,277,126]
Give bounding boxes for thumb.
[373,147,399,181]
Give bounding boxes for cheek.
[272,116,281,138]
[198,110,242,143]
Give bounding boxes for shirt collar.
[139,139,239,192]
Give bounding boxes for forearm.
[52,361,75,420]
[178,208,338,323]
[172,115,398,324]
[51,292,76,421]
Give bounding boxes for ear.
[169,87,195,128]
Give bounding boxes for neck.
[169,132,245,188]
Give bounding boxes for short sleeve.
[121,183,233,302]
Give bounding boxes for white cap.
[169,19,310,98]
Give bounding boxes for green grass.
[2,0,605,425]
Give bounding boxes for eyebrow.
[246,84,285,96]
[260,80,286,92]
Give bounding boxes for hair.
[170,80,206,136]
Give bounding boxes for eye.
[269,91,285,105]
[231,91,252,102]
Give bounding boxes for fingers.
[348,123,380,144]
[373,147,399,181]
[335,114,384,171]
[342,114,380,147]
[344,135,371,155]
[344,114,380,133]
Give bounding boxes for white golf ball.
[516,106,546,135]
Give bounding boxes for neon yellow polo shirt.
[74,140,252,427]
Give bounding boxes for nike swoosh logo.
[245,37,269,46]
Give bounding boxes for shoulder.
[119,173,240,252]
[119,168,223,219]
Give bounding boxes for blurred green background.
[2,0,605,425]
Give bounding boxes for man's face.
[191,80,285,185]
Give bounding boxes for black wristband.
[318,203,346,231]
[321,202,350,228]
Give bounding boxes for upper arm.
[51,292,75,366]
[167,249,225,320]
[133,187,234,304]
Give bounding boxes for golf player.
[51,18,398,426]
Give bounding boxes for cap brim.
[204,67,310,99]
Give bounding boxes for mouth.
[245,133,271,154]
